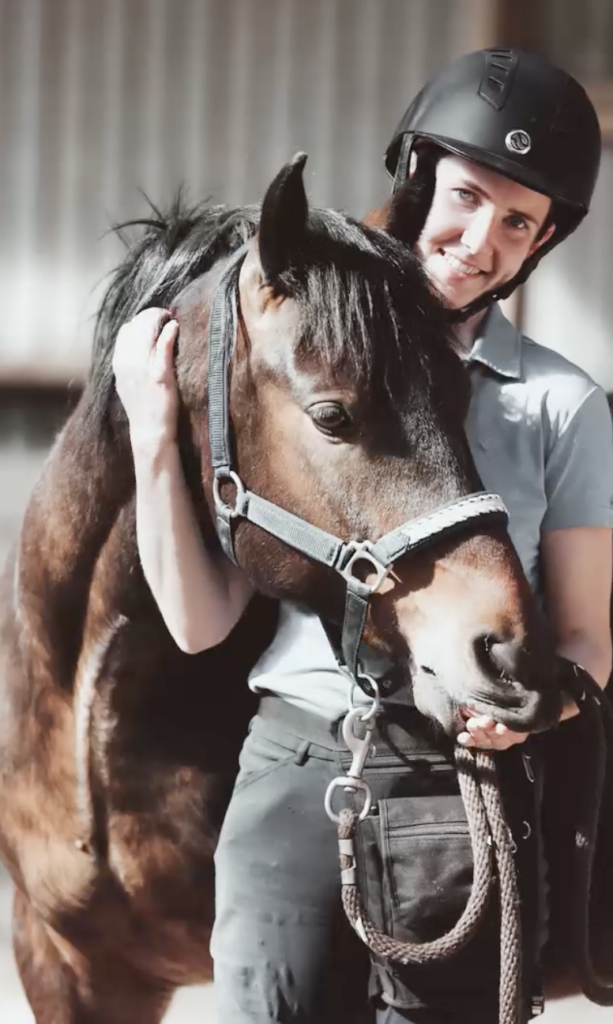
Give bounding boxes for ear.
[528,221,556,257]
[258,152,309,286]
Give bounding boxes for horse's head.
[173,155,561,737]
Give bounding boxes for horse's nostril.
[474,632,522,683]
[420,665,436,677]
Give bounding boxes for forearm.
[557,631,612,690]
[133,441,252,652]
[556,630,612,723]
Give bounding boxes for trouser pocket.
[378,794,474,942]
[357,791,500,1014]
[232,720,301,793]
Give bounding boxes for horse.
[0,154,563,1023]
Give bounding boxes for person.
[112,49,613,1024]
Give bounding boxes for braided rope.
[477,750,523,1023]
[338,746,523,1024]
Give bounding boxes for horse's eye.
[308,402,352,435]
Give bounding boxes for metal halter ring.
[324,776,373,823]
[213,470,247,518]
[340,541,390,594]
[350,675,380,721]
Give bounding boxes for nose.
[473,631,524,687]
[462,207,496,256]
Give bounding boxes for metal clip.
[342,707,376,783]
[324,705,376,823]
[349,674,380,719]
[324,776,372,823]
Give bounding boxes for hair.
[89,192,458,427]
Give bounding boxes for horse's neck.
[15,392,138,686]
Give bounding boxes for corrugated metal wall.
[0,0,476,382]
[523,148,613,392]
[530,0,613,79]
[520,2,613,391]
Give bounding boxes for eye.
[506,214,528,232]
[308,402,352,435]
[454,188,477,205]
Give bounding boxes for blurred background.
[0,0,612,1019]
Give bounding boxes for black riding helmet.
[385,48,602,317]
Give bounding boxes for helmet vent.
[479,49,518,111]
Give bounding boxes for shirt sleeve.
[542,384,613,532]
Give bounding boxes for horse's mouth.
[415,663,561,735]
[464,686,528,712]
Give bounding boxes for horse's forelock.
[287,210,455,400]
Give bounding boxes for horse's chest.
[97,644,254,902]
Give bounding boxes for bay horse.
[0,155,563,1022]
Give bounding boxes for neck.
[453,307,489,352]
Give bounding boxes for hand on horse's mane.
[113,308,180,453]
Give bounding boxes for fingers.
[114,308,173,356]
[113,307,178,381]
[132,307,173,338]
[151,319,179,383]
[457,713,528,751]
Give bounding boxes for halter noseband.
[207,245,508,683]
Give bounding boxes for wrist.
[558,699,580,724]
[131,434,180,476]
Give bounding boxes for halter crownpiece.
[206,244,509,683]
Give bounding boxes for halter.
[207,244,509,683]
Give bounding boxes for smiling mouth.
[440,250,484,277]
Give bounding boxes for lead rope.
[334,745,522,1024]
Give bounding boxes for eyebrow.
[459,177,540,227]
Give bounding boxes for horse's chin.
[411,673,465,738]
[411,670,562,738]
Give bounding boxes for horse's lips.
[412,664,561,737]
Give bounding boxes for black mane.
[90,198,260,424]
[90,193,457,426]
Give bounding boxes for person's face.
[417,154,555,310]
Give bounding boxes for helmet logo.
[505,129,531,155]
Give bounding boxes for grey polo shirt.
[466,304,613,593]
[249,305,613,718]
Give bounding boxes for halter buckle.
[340,541,389,594]
[213,470,247,519]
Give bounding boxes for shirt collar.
[465,304,523,381]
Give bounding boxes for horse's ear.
[258,152,309,286]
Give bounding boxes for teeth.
[442,251,482,276]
